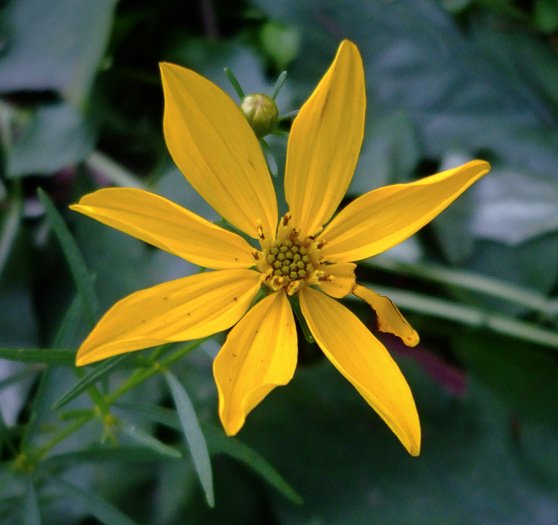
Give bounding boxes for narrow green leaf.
[52,354,130,410]
[43,446,175,469]
[0,347,74,365]
[164,372,214,507]
[115,402,302,504]
[38,188,99,328]
[58,409,94,421]
[277,109,299,121]
[21,367,56,451]
[23,477,41,525]
[223,67,245,100]
[260,138,278,177]
[203,424,303,504]
[52,293,84,349]
[46,475,137,525]
[115,401,180,429]
[121,422,182,459]
[271,70,288,100]
[21,297,90,450]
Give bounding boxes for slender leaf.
[46,475,137,525]
[120,422,182,459]
[164,372,214,507]
[38,188,100,328]
[43,446,175,469]
[0,347,74,365]
[277,109,299,121]
[114,402,181,430]
[52,294,84,349]
[58,409,94,421]
[115,402,302,504]
[260,138,278,176]
[20,367,56,451]
[23,477,41,525]
[52,354,130,410]
[271,70,288,100]
[203,424,303,504]
[223,67,245,99]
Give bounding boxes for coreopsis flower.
[71,40,490,456]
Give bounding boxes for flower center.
[254,214,327,296]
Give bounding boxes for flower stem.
[106,338,209,404]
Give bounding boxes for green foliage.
[0,0,557,523]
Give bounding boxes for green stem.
[23,338,209,464]
[30,415,93,463]
[106,338,209,404]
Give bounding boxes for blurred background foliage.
[1,0,558,523]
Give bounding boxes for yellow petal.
[71,188,256,270]
[284,40,365,238]
[319,160,491,262]
[76,269,261,366]
[160,63,277,241]
[353,284,419,347]
[214,291,297,435]
[318,262,357,299]
[299,287,421,456]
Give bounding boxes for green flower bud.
[240,94,278,137]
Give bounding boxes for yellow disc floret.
[254,213,330,296]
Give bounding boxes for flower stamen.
[261,228,325,295]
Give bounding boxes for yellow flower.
[71,40,490,456]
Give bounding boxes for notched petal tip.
[353,284,419,347]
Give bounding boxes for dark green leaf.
[43,447,176,470]
[38,189,100,328]
[203,424,303,505]
[52,354,130,410]
[224,67,246,100]
[238,359,558,524]
[121,422,182,459]
[51,294,84,349]
[115,402,302,504]
[0,347,74,365]
[46,475,137,525]
[23,477,41,525]
[164,371,214,507]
